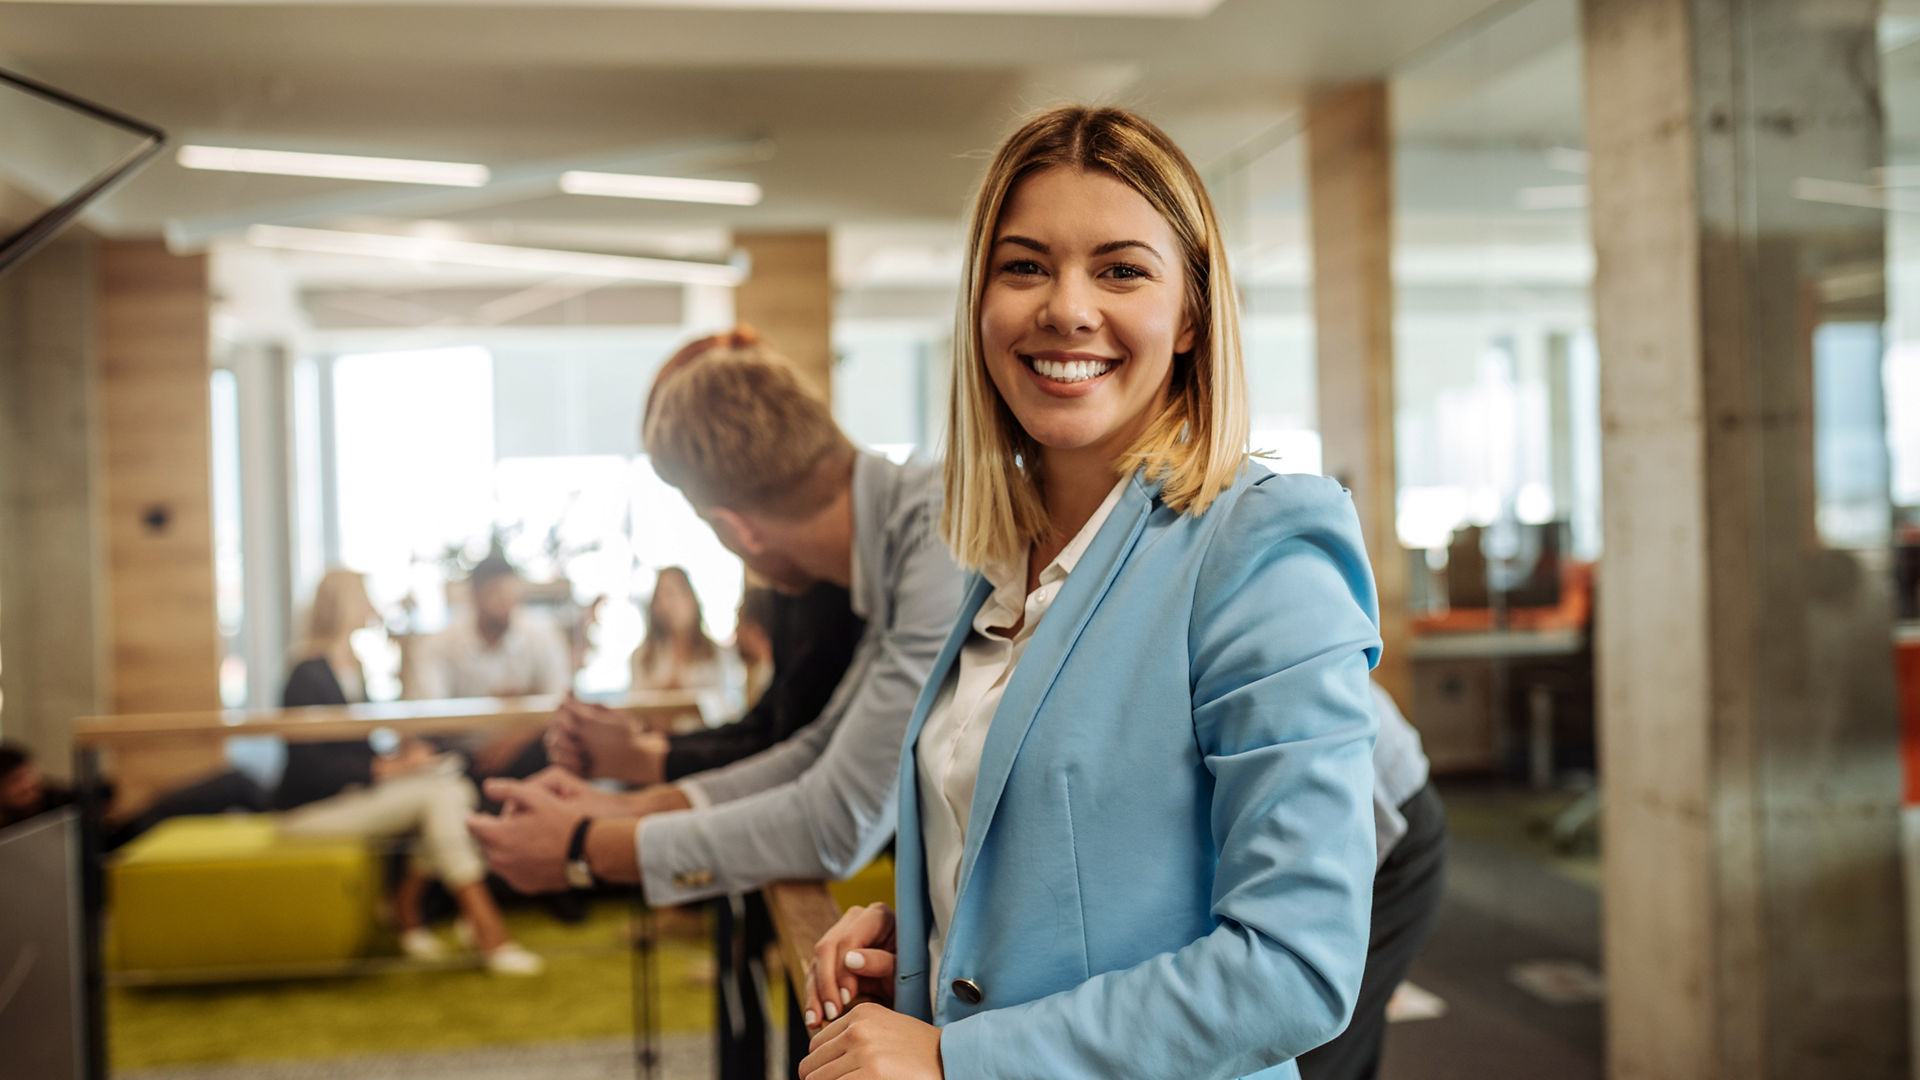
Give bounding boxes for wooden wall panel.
[96,239,221,804]
[734,231,833,401]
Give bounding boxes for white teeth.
[1029,356,1114,383]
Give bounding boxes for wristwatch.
[564,818,597,891]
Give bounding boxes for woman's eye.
[1104,263,1149,280]
[998,259,1043,276]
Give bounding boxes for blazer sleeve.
[938,475,1382,1080]
[635,528,961,905]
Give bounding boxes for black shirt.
[664,582,866,780]
[272,658,375,811]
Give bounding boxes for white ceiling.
[0,0,1519,243]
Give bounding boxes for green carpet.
[110,903,753,1071]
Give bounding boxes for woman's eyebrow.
[992,236,1165,261]
[995,235,1048,254]
[1091,239,1163,260]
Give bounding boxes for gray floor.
[1381,783,1604,1080]
[117,1033,775,1080]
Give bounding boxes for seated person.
[630,565,746,727]
[560,580,864,790]
[276,569,541,976]
[467,330,962,906]
[1,743,267,851]
[409,551,572,778]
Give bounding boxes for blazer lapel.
[900,573,992,766]
[953,474,1158,900]
[893,572,992,993]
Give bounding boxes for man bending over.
[467,330,961,917]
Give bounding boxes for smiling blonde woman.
[800,106,1382,1080]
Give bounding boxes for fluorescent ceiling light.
[244,225,745,285]
[560,171,763,206]
[1517,185,1589,211]
[1792,177,1920,214]
[179,146,490,187]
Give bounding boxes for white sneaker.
[399,928,448,961]
[483,942,545,977]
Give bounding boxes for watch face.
[565,860,594,890]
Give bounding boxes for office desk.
[1409,626,1591,780]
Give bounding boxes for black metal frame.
[73,745,107,1080]
[0,66,167,279]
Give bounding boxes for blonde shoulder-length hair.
[942,105,1249,570]
[293,568,370,662]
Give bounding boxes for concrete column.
[734,231,833,402]
[0,232,106,774]
[1582,1,1907,1076]
[1307,83,1410,705]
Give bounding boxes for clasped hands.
[798,902,944,1080]
[544,694,671,786]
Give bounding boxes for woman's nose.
[1039,273,1098,335]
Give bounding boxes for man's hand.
[370,738,438,781]
[489,766,635,820]
[550,698,669,785]
[466,779,584,894]
[799,1003,943,1080]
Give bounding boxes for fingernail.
[804,1010,817,1027]
[840,988,851,1006]
[824,1002,838,1021]
[844,951,866,970]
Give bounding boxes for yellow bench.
[110,816,383,977]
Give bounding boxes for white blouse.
[916,477,1128,991]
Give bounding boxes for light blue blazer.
[893,464,1382,1080]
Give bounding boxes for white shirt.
[917,476,1128,991]
[408,610,572,701]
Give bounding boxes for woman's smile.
[1019,350,1122,395]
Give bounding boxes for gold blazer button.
[951,978,983,1006]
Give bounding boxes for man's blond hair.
[943,105,1250,570]
[642,335,856,519]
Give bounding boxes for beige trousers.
[277,767,485,888]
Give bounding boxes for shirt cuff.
[636,810,722,907]
[678,779,712,810]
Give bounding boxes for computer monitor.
[0,808,89,1080]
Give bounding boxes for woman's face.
[347,578,378,630]
[652,573,699,633]
[979,167,1194,465]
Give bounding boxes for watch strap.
[565,817,596,890]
